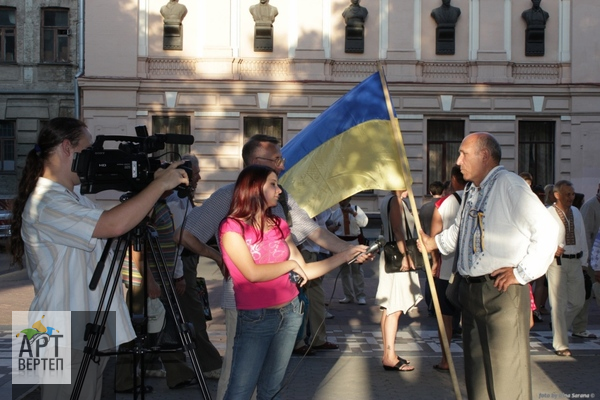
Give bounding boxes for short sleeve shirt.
[22,178,135,349]
[219,217,297,310]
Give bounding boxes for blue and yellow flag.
[279,72,411,217]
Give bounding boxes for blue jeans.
[224,296,303,400]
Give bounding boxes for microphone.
[162,134,195,145]
[348,237,385,264]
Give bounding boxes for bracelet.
[174,276,185,283]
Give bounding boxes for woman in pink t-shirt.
[219,165,360,400]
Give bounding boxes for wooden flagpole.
[377,63,462,400]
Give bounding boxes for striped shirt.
[22,178,135,350]
[121,200,178,291]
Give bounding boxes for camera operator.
[9,117,189,400]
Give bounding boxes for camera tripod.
[70,207,211,400]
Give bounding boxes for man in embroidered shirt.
[546,181,588,355]
[419,132,559,400]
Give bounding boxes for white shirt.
[547,205,588,266]
[329,204,368,236]
[437,191,464,281]
[22,178,136,349]
[436,167,559,285]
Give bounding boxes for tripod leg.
[70,234,131,400]
[145,226,212,399]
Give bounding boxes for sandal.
[383,358,414,372]
[397,355,411,365]
[555,349,572,357]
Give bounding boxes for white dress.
[375,194,423,315]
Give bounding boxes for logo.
[12,311,72,385]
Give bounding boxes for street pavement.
[1,243,599,400]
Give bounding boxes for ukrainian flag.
[279,72,411,217]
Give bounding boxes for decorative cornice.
[330,61,378,79]
[421,62,470,81]
[142,58,564,84]
[513,63,560,81]
[147,58,196,76]
[239,59,294,80]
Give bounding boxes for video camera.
[72,125,194,197]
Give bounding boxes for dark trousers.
[178,253,223,372]
[115,282,194,390]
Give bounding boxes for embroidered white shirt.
[435,167,559,285]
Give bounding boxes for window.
[426,120,464,186]
[0,8,15,62]
[243,117,283,144]
[152,116,191,162]
[0,121,15,172]
[518,121,555,187]
[42,8,69,63]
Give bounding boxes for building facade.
[8,0,600,209]
[0,0,80,197]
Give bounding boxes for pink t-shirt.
[219,217,298,310]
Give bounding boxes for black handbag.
[383,197,404,273]
[383,241,404,273]
[383,196,425,273]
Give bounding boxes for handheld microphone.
[348,237,385,264]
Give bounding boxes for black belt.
[562,251,583,259]
[462,274,496,284]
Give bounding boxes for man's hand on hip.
[491,267,519,293]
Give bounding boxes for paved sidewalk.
[1,250,599,400]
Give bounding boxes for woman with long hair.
[219,165,362,400]
[375,191,422,372]
[10,117,187,399]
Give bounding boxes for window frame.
[243,116,284,145]
[151,116,192,162]
[0,120,16,173]
[518,120,556,187]
[41,8,70,64]
[0,7,16,63]
[426,119,465,188]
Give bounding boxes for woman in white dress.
[376,191,423,371]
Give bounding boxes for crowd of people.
[9,118,600,400]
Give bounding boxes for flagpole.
[377,63,462,400]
